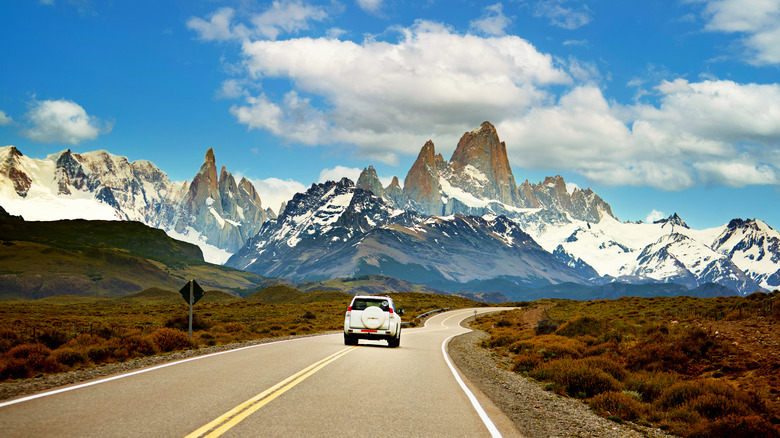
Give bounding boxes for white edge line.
[442,327,502,437]
[0,335,322,409]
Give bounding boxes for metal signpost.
[178,279,205,339]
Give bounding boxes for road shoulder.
[448,328,675,438]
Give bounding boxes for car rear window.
[352,299,390,311]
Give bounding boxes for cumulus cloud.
[470,3,512,36]
[645,209,666,223]
[22,99,110,145]
[698,0,780,65]
[228,20,569,162]
[0,110,13,126]
[191,5,780,191]
[187,1,328,42]
[500,79,780,190]
[319,166,362,183]
[251,177,307,214]
[356,0,384,14]
[533,0,592,30]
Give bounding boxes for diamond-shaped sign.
[179,280,205,305]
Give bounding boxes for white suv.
[344,295,402,348]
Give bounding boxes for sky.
[1,0,779,230]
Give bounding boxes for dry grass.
[0,288,482,381]
[475,292,780,437]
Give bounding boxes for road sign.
[179,280,205,339]
[179,280,205,305]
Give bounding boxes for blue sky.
[1,0,779,229]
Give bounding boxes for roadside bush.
[65,333,104,348]
[2,343,60,377]
[508,334,584,360]
[109,335,156,361]
[151,328,192,353]
[37,328,70,350]
[50,347,89,367]
[87,345,112,363]
[535,318,559,335]
[589,390,646,421]
[689,414,780,438]
[580,356,628,381]
[165,314,211,332]
[556,316,607,338]
[512,352,542,372]
[625,372,680,402]
[530,358,621,398]
[657,381,707,409]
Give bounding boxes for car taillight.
[346,306,351,316]
[389,307,394,314]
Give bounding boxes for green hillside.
[0,218,266,299]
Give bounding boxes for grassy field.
[476,292,780,437]
[0,287,483,382]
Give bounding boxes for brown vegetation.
[478,292,780,437]
[0,288,481,382]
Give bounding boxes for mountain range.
[2,121,778,298]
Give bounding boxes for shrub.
[689,414,780,438]
[109,335,156,360]
[37,328,70,350]
[0,358,30,380]
[657,381,707,409]
[50,347,89,367]
[530,358,621,398]
[87,345,112,363]
[580,356,628,381]
[589,390,645,421]
[513,353,542,372]
[2,343,60,378]
[151,328,192,353]
[535,319,559,335]
[508,334,584,360]
[165,314,211,332]
[301,310,317,320]
[556,316,606,338]
[626,372,680,402]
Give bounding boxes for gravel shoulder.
[448,324,676,438]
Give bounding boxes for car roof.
[352,295,392,301]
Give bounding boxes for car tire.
[344,334,357,345]
[388,330,400,348]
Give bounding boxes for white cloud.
[187,1,328,42]
[319,166,362,183]
[356,0,384,14]
[251,0,328,40]
[533,0,592,30]
[698,0,780,65]
[0,110,13,126]
[187,7,239,42]
[193,6,780,192]
[22,99,110,145]
[500,79,780,190]
[251,177,307,214]
[645,209,666,223]
[470,3,511,36]
[230,20,570,162]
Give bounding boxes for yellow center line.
[186,346,357,438]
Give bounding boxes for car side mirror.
[397,308,404,316]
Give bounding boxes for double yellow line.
[186,346,356,438]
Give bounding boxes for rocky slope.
[226,178,590,288]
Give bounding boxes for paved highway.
[0,307,520,437]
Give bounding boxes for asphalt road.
[0,307,520,437]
